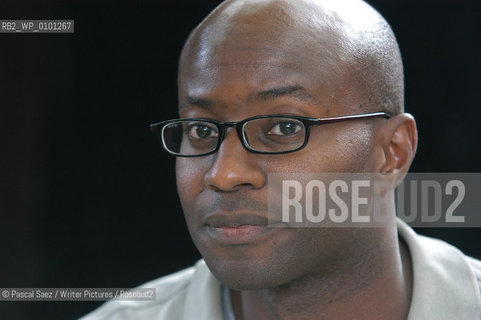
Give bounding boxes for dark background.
[0,0,479,319]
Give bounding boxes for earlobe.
[377,113,418,181]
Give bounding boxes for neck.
[230,230,413,320]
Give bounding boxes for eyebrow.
[180,96,213,110]
[255,85,315,102]
[180,85,316,110]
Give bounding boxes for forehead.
[179,54,360,120]
[178,5,361,117]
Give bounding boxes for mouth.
[204,212,282,244]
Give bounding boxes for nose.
[204,129,266,192]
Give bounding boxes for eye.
[187,122,218,139]
[267,120,302,136]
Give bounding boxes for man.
[81,0,481,319]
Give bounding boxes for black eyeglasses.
[149,112,391,157]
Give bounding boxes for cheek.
[310,124,374,172]
[339,125,372,154]
[176,158,208,209]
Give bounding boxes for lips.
[204,212,279,244]
[205,213,268,228]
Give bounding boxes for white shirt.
[80,220,481,320]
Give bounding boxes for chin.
[203,255,292,291]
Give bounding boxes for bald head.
[179,0,403,116]
[174,0,418,297]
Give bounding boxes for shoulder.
[413,231,481,295]
[466,255,481,297]
[79,260,222,320]
[396,219,481,319]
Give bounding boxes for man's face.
[175,18,386,290]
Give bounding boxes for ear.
[375,113,418,184]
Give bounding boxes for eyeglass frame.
[149,111,392,157]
